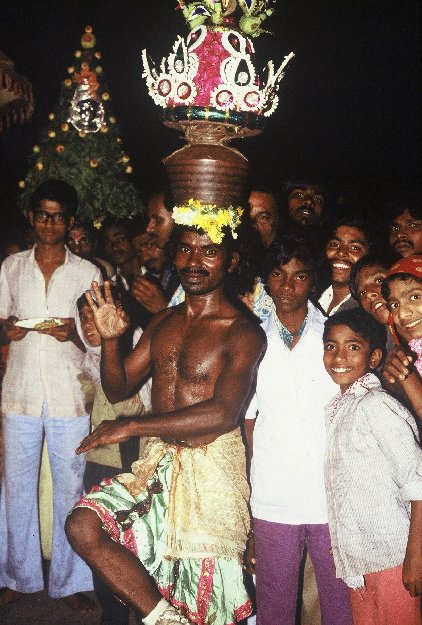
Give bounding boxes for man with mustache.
[387,193,422,259]
[65,209,266,625]
[282,177,327,230]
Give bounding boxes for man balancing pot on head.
[65,203,267,625]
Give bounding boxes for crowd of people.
[0,175,421,625]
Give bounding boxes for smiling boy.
[379,255,422,423]
[323,308,422,625]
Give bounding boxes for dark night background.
[0,0,420,227]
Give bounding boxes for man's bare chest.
[151,319,231,384]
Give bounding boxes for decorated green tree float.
[19,25,143,227]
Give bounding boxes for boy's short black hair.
[30,179,78,216]
[323,308,387,362]
[381,273,422,302]
[349,253,391,301]
[263,232,318,282]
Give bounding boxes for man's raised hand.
[86,281,129,340]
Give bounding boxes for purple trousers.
[253,519,352,625]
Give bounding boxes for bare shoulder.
[227,314,267,359]
[143,305,179,337]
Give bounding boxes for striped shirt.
[325,373,422,579]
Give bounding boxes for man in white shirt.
[0,180,102,612]
[244,233,352,625]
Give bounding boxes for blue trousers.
[0,406,93,598]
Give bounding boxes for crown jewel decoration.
[143,2,294,244]
[142,0,294,133]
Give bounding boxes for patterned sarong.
[75,428,252,624]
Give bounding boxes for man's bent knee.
[65,507,102,556]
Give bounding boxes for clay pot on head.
[163,142,249,208]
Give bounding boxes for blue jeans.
[0,406,93,597]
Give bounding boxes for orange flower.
[56,144,65,154]
[90,158,99,168]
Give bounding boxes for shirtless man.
[65,215,266,625]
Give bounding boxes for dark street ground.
[0,590,140,625]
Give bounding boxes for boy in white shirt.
[245,233,352,625]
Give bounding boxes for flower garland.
[172,198,243,244]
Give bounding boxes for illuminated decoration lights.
[68,62,105,132]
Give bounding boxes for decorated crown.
[142,1,294,135]
[143,2,294,243]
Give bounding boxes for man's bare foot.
[60,592,96,614]
[0,587,24,607]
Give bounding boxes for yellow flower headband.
[172,199,243,244]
